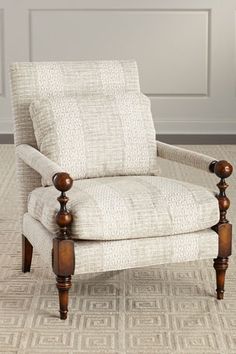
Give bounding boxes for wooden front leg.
[210,160,233,300]
[52,172,75,320]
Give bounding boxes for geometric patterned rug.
[0,144,235,354]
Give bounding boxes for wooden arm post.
[52,172,75,320]
[209,160,233,300]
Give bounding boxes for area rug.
[0,144,235,354]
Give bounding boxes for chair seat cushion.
[27,175,219,241]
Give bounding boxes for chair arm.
[156,140,218,173]
[16,144,64,186]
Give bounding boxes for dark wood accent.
[22,235,33,273]
[209,160,218,173]
[214,160,233,225]
[56,276,72,320]
[213,257,229,300]
[52,172,75,320]
[216,223,232,258]
[211,160,233,300]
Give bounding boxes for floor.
[0,144,236,354]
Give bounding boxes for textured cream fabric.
[27,175,219,241]
[29,93,156,185]
[157,140,217,172]
[10,60,140,220]
[10,60,140,147]
[16,144,63,186]
[23,213,218,274]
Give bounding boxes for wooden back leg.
[22,235,33,272]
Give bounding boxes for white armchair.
[10,60,233,320]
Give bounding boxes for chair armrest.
[16,144,64,186]
[156,140,218,173]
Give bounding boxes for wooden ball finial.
[214,161,233,179]
[52,172,73,192]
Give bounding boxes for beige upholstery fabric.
[23,213,218,274]
[10,60,140,221]
[28,175,219,241]
[29,93,156,185]
[11,60,140,147]
[16,144,63,186]
[156,140,217,172]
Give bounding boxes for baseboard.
[157,134,236,144]
[0,134,14,144]
[0,134,235,145]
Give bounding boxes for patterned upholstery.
[156,141,216,172]
[16,144,64,187]
[27,175,219,241]
[29,93,156,186]
[16,144,160,186]
[23,213,218,274]
[10,60,140,222]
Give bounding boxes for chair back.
[10,60,140,223]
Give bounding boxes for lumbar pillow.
[29,92,157,185]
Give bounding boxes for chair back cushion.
[30,92,156,185]
[10,60,141,219]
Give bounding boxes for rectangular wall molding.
[0,1,235,135]
[29,9,209,97]
[0,9,5,96]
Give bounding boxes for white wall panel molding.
[0,118,12,133]
[0,9,5,96]
[234,11,236,96]
[29,9,210,97]
[0,0,235,134]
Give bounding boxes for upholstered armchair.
[10,60,233,320]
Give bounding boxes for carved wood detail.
[210,160,233,300]
[52,172,75,320]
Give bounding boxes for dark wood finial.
[211,160,233,224]
[209,160,218,173]
[52,172,73,239]
[53,172,73,192]
[214,160,233,179]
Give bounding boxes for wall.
[0,0,235,135]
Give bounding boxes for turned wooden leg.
[214,257,228,299]
[52,173,75,320]
[210,160,233,301]
[22,235,33,273]
[56,276,72,320]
